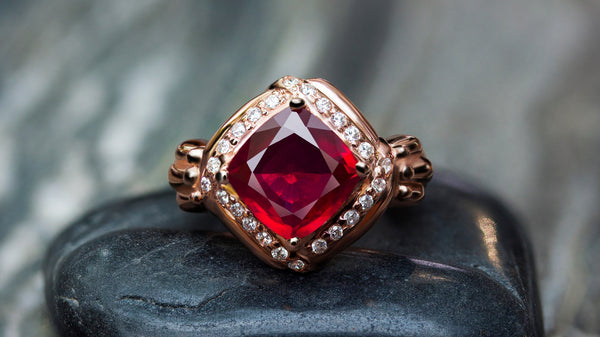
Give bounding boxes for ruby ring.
[168,76,433,272]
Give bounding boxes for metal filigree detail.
[168,139,208,212]
[386,135,433,204]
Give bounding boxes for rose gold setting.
[168,76,433,272]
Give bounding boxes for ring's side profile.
[168,76,432,272]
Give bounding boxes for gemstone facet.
[229,106,361,240]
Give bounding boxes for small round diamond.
[344,126,360,142]
[271,247,289,260]
[328,225,344,241]
[246,107,262,123]
[207,157,221,174]
[358,142,373,159]
[316,98,332,113]
[311,238,328,254]
[380,158,393,174]
[216,189,229,205]
[231,122,246,138]
[256,231,273,246]
[200,176,211,192]
[283,77,299,87]
[242,217,257,231]
[288,259,306,271]
[372,178,387,193]
[342,209,360,226]
[301,83,316,96]
[331,112,347,128]
[230,202,244,217]
[265,94,280,109]
[358,194,374,210]
[216,139,231,154]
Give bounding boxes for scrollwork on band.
[168,139,207,212]
[387,135,433,205]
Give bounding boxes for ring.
[168,76,433,272]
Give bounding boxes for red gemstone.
[229,106,360,239]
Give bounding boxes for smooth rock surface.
[44,172,543,337]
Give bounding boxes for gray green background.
[0,1,599,336]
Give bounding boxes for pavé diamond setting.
[169,76,433,272]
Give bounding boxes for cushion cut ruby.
[229,106,360,239]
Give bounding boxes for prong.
[289,237,299,246]
[401,166,414,180]
[355,162,370,177]
[289,98,305,109]
[397,184,410,198]
[216,170,228,184]
[190,190,202,203]
[373,166,384,177]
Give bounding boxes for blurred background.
[0,1,599,336]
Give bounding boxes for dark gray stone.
[44,172,543,336]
